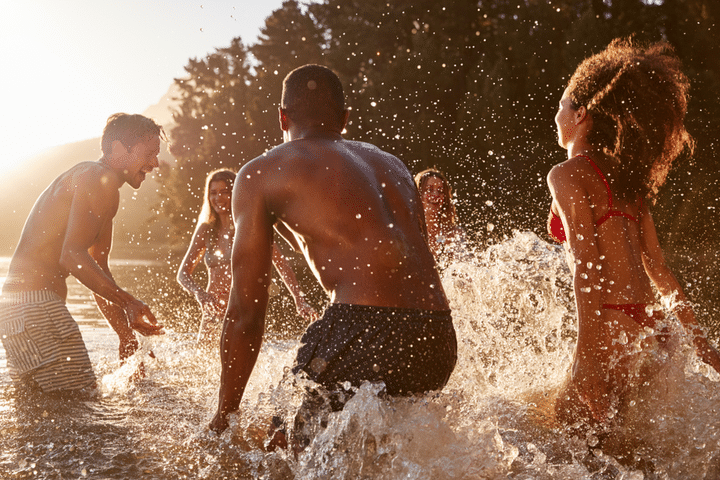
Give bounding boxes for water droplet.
[356,214,361,219]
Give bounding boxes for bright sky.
[1,0,288,173]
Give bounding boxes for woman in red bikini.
[546,38,720,428]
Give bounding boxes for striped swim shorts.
[0,290,96,392]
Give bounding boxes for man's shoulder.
[66,161,122,188]
[240,138,405,182]
[44,161,123,203]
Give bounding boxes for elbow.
[58,249,77,273]
[176,264,194,288]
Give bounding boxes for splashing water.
[2,232,720,478]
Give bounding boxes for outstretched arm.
[89,238,160,360]
[177,223,225,314]
[210,163,275,433]
[271,244,318,322]
[61,169,162,359]
[639,205,720,373]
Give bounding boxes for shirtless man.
[210,65,456,434]
[0,113,166,393]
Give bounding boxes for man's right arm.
[60,171,135,306]
[210,162,275,433]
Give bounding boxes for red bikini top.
[548,156,639,244]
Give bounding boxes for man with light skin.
[0,113,166,394]
[210,65,457,440]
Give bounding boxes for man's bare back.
[211,65,455,434]
[249,135,447,310]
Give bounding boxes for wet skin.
[210,107,449,433]
[4,136,164,360]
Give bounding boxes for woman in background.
[546,38,720,432]
[177,169,317,345]
[414,168,466,263]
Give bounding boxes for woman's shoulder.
[192,221,215,241]
[548,156,599,186]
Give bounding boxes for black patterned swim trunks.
[292,303,457,395]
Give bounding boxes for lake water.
[1,233,720,479]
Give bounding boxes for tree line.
[159,0,720,332]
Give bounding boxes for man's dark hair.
[101,113,167,155]
[281,65,346,129]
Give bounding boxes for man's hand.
[693,333,720,374]
[119,335,140,361]
[209,410,229,434]
[125,300,164,336]
[295,296,319,322]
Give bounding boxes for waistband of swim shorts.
[1,290,63,306]
[323,303,452,324]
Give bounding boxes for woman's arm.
[639,205,720,373]
[177,223,218,309]
[271,244,319,322]
[548,162,611,421]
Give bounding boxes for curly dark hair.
[567,37,694,201]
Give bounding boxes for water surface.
[1,235,720,479]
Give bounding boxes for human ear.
[110,140,129,157]
[279,107,289,131]
[575,105,588,125]
[340,109,350,131]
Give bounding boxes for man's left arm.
[60,170,163,359]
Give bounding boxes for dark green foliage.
[160,0,720,332]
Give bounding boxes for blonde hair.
[414,168,458,230]
[197,169,236,237]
